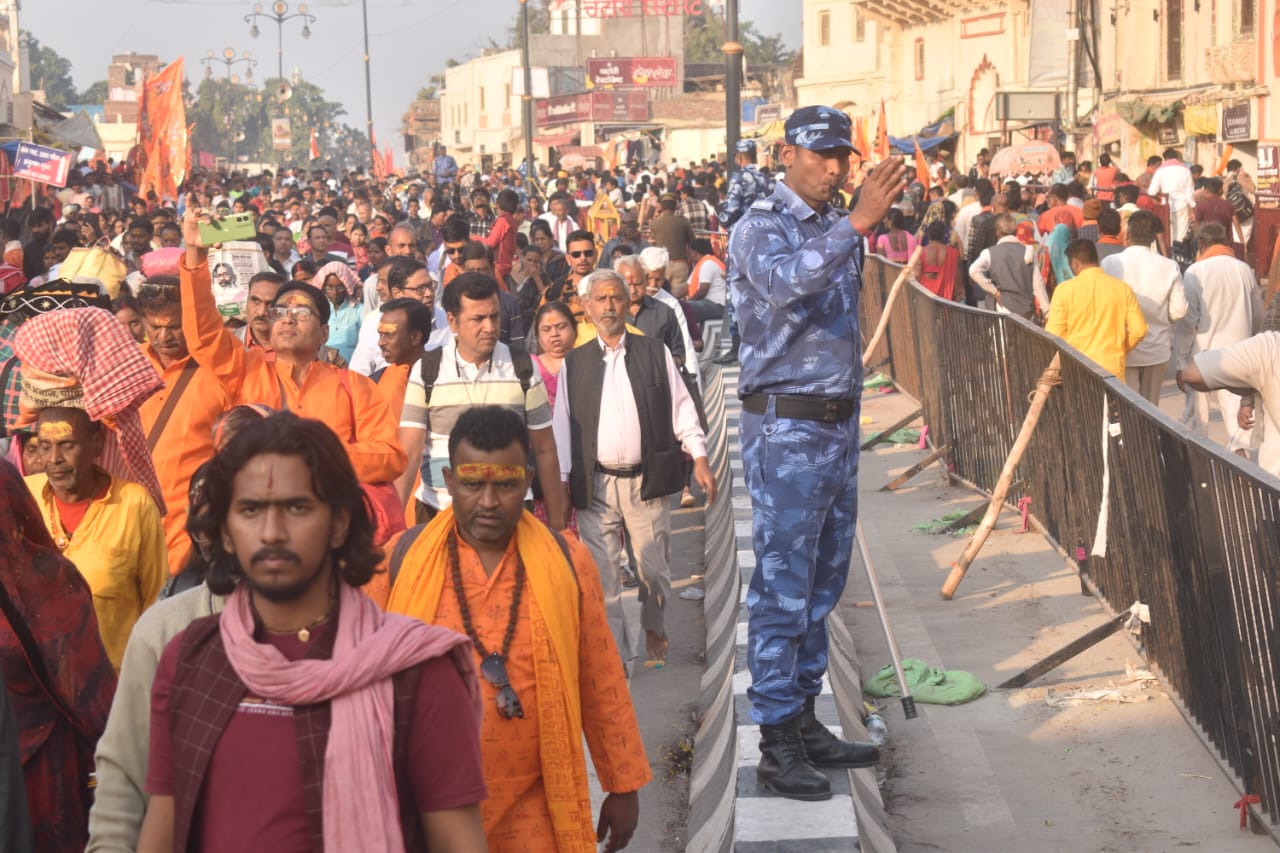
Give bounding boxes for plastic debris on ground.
[864,373,895,390]
[1044,663,1161,709]
[912,510,977,537]
[865,428,921,446]
[865,659,987,705]
[678,587,705,601]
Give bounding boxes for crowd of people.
[856,146,1270,472]
[0,147,773,851]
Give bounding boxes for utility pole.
[723,0,743,176]
[520,0,536,181]
[361,0,376,174]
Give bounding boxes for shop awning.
[534,130,579,148]
[1114,99,1182,126]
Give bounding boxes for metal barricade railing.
[861,255,1280,825]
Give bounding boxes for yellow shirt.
[1044,266,1148,378]
[25,472,168,671]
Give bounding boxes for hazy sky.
[25,1,800,149]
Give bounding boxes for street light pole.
[361,0,375,174]
[519,0,535,181]
[245,1,315,84]
[723,0,743,177]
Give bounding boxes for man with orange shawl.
[380,405,650,852]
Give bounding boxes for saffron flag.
[369,129,385,180]
[384,145,394,176]
[310,127,320,161]
[138,59,189,202]
[854,117,871,162]
[874,99,890,162]
[914,139,930,188]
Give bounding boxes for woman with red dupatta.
[915,221,960,300]
[0,459,115,851]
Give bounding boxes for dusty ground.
[587,497,705,852]
[839,386,1278,852]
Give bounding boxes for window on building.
[819,10,831,46]
[1166,0,1183,79]
[479,87,486,110]
[914,37,925,80]
[854,8,866,42]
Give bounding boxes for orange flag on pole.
[914,139,930,188]
[370,129,385,179]
[874,99,890,162]
[384,145,395,176]
[854,116,871,161]
[309,127,320,161]
[138,59,189,201]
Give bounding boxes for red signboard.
[587,57,678,89]
[536,91,650,127]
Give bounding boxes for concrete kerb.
[687,361,741,853]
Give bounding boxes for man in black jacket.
[561,269,716,667]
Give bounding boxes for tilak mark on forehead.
[38,420,74,442]
[454,463,527,482]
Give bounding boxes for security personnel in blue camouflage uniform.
[728,106,907,801]
[713,139,775,365]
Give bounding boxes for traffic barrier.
[861,255,1280,828]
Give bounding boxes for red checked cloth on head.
[14,307,166,511]
[314,261,362,299]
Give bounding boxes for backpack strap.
[147,360,199,452]
[0,356,18,439]
[509,345,535,395]
[418,347,444,405]
[388,523,428,590]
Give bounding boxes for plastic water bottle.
[864,712,889,747]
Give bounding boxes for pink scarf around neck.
[220,581,478,853]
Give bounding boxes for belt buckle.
[824,401,839,423]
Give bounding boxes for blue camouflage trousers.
[741,399,860,725]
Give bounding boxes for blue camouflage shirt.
[719,165,774,229]
[727,179,865,399]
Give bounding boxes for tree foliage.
[506,0,551,50]
[187,75,349,166]
[683,12,796,67]
[77,80,108,105]
[23,32,78,109]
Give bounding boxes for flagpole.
[723,0,742,174]
[361,0,375,175]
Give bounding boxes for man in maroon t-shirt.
[136,413,488,853]
[1193,178,1239,241]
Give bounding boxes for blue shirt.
[719,165,774,229]
[727,179,865,400]
[326,300,366,364]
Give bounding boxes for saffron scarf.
[387,507,593,850]
[219,580,479,853]
[1197,244,1236,262]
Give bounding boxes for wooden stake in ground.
[941,354,1062,600]
[862,245,924,369]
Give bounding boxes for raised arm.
[180,209,251,395]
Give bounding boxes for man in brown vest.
[135,412,487,853]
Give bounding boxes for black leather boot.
[799,695,881,768]
[712,336,739,364]
[757,716,832,801]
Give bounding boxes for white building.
[440,49,523,168]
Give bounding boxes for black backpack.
[418,345,535,403]
[1227,179,1254,222]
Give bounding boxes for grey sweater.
[85,585,225,853]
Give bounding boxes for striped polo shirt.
[400,338,552,508]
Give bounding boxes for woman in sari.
[530,301,577,532]
[914,221,960,301]
[0,459,115,851]
[875,209,917,263]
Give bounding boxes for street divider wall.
[861,255,1280,830]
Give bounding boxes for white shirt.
[691,258,727,306]
[1174,254,1263,368]
[560,334,708,468]
[1148,161,1197,211]
[953,201,981,259]
[1102,246,1188,366]
[648,288,698,387]
[1195,332,1280,476]
[348,304,449,376]
[538,212,574,251]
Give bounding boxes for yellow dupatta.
[386,508,596,850]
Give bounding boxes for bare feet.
[645,630,669,666]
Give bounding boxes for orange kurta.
[138,351,232,575]
[384,515,650,852]
[179,257,406,483]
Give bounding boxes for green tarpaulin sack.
[865,659,986,705]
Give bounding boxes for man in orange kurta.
[136,278,233,575]
[379,405,650,852]
[177,210,405,486]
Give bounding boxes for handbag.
[58,242,128,298]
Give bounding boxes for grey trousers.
[1126,361,1167,405]
[577,471,672,664]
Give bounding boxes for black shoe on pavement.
[757,716,832,801]
[712,336,740,365]
[799,695,881,768]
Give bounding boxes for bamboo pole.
[862,245,924,369]
[941,354,1062,600]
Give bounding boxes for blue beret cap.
[735,139,757,153]
[784,106,858,155]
